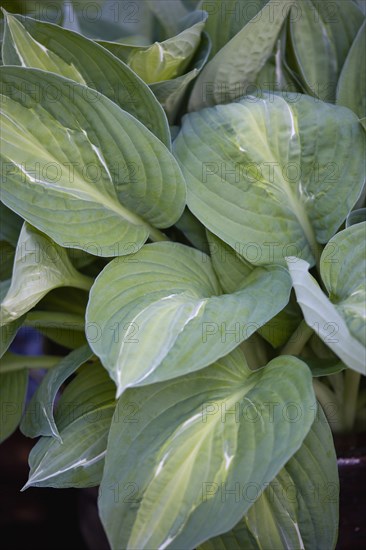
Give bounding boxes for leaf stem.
[313,378,343,432]
[148,226,171,242]
[72,274,94,292]
[342,369,361,432]
[25,311,85,330]
[0,352,62,373]
[280,319,314,356]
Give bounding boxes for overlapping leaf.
[21,345,94,440]
[337,21,366,127]
[174,93,365,267]
[0,223,92,326]
[99,349,315,549]
[86,242,291,395]
[0,368,28,443]
[207,231,302,347]
[287,223,366,374]
[199,404,339,550]
[287,0,364,102]
[23,361,115,489]
[0,67,186,256]
[189,0,293,109]
[2,12,170,144]
[99,11,207,84]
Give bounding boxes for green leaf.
[0,67,186,257]
[23,361,115,489]
[337,21,366,127]
[287,225,366,374]
[99,349,315,549]
[174,93,366,267]
[206,231,302,347]
[149,32,211,124]
[0,368,28,443]
[102,11,206,84]
[320,224,366,348]
[175,208,210,254]
[20,345,94,441]
[346,208,366,228]
[189,0,293,110]
[199,404,338,550]
[0,202,23,246]
[2,12,171,144]
[86,242,291,395]
[0,223,92,326]
[25,310,87,350]
[298,357,345,377]
[203,0,268,58]
[288,0,364,102]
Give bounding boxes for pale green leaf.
[189,0,293,110]
[99,349,315,549]
[2,12,170,144]
[20,345,94,440]
[206,231,302,347]
[86,242,291,395]
[337,21,366,127]
[0,368,28,443]
[0,67,186,257]
[120,12,207,83]
[174,93,365,267]
[199,404,338,550]
[150,32,211,123]
[203,0,268,58]
[0,223,92,326]
[288,0,364,102]
[287,249,366,375]
[23,361,115,489]
[320,223,366,348]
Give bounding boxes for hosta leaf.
[99,349,315,549]
[0,368,28,443]
[174,93,365,267]
[288,0,363,102]
[320,223,366,348]
[346,208,366,228]
[23,361,115,489]
[2,12,170,144]
[0,279,24,357]
[0,202,23,246]
[176,208,210,254]
[189,0,293,110]
[337,21,366,127]
[100,11,207,84]
[86,242,291,395]
[199,404,338,550]
[149,32,211,123]
[0,67,186,257]
[206,231,302,347]
[0,223,92,326]
[287,225,366,374]
[146,0,190,36]
[20,345,94,440]
[27,313,87,350]
[203,0,268,58]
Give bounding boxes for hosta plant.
[0,1,365,549]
